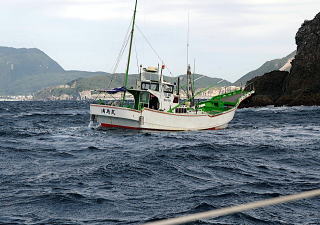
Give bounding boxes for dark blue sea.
[0,101,319,225]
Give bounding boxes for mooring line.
[143,189,320,225]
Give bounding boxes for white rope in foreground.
[144,189,320,225]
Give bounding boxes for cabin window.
[141,82,159,91]
[141,82,150,90]
[150,83,159,91]
[163,84,174,93]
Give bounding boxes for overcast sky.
[1,0,320,82]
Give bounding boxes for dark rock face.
[240,71,289,107]
[280,12,320,105]
[241,12,320,107]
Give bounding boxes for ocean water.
[0,101,319,225]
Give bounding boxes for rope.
[134,39,140,73]
[108,22,175,91]
[136,25,174,77]
[107,20,133,89]
[93,91,101,101]
[143,189,320,225]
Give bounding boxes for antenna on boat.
[186,10,190,70]
[186,11,194,106]
[122,0,138,105]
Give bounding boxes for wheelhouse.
[128,89,160,110]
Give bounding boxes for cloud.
[1,0,320,80]
[56,1,131,21]
[29,0,318,36]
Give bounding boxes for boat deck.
[220,93,244,103]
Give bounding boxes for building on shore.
[0,95,33,101]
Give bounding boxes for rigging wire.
[108,17,176,90]
[186,10,190,68]
[111,20,133,74]
[135,25,174,77]
[134,38,140,74]
[107,19,133,89]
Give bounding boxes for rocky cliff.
[278,12,320,105]
[240,71,289,107]
[241,12,320,107]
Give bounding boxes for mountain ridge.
[234,50,296,86]
[0,46,112,95]
[0,46,297,98]
[0,46,231,97]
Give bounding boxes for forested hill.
[0,47,109,95]
[33,73,232,100]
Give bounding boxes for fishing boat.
[89,0,254,131]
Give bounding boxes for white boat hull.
[90,91,253,131]
[90,104,237,131]
[90,91,254,131]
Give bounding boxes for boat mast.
[122,0,138,103]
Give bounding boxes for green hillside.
[69,73,231,91]
[34,73,232,99]
[9,71,110,95]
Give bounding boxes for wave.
[11,111,88,118]
[1,101,319,225]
